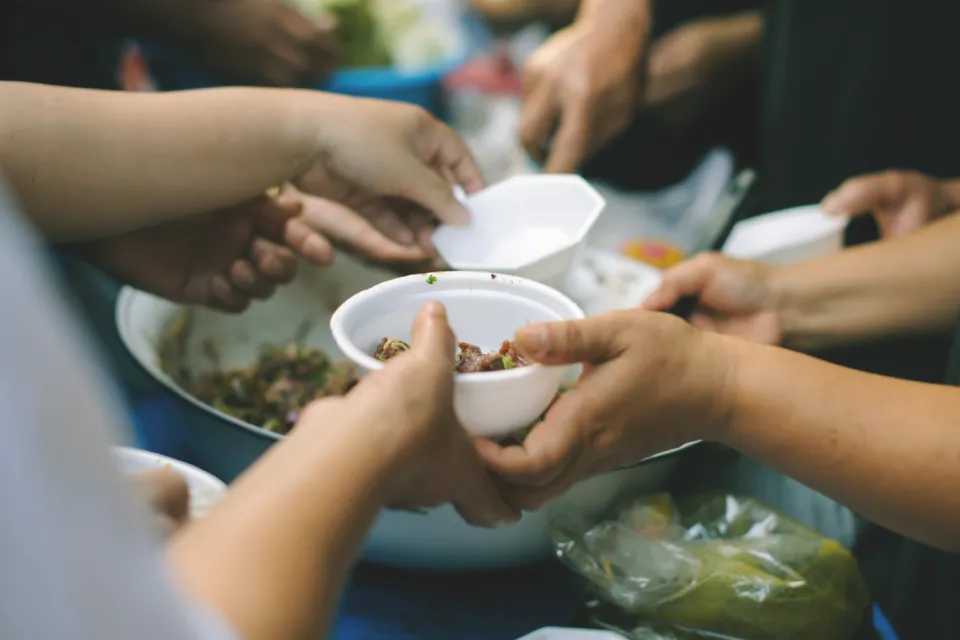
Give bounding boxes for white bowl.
[432,175,606,288]
[113,446,227,520]
[330,270,586,439]
[116,253,692,570]
[722,205,848,265]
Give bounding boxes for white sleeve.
[0,181,240,640]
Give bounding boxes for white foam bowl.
[330,271,585,439]
[722,205,849,265]
[433,175,606,288]
[113,446,227,520]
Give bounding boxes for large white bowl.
[330,271,585,439]
[116,253,690,570]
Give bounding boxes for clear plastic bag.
[551,493,870,640]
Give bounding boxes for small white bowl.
[113,446,227,520]
[432,175,606,288]
[329,271,585,439]
[722,205,848,265]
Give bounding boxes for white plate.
[113,446,227,520]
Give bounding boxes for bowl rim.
[329,270,585,384]
[433,174,606,271]
[113,445,228,490]
[115,287,701,462]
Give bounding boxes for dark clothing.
[0,0,122,89]
[581,0,763,191]
[761,4,960,638]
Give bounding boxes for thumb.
[408,301,456,372]
[642,254,717,311]
[513,312,632,366]
[821,173,902,217]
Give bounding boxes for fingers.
[281,216,335,265]
[407,301,457,373]
[298,195,429,263]
[397,161,471,227]
[453,462,522,527]
[641,253,719,311]
[433,122,486,195]
[518,82,557,164]
[543,100,590,174]
[821,171,909,216]
[133,468,190,525]
[513,311,632,366]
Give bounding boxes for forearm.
[0,82,322,241]
[720,337,960,551]
[772,212,960,351]
[169,424,391,640]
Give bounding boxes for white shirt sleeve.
[0,181,240,640]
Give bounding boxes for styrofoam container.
[330,270,585,439]
[432,175,606,288]
[113,446,227,520]
[722,205,849,265]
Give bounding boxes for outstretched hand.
[76,194,332,312]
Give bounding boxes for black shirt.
[760,4,960,638]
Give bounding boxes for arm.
[0,81,321,241]
[773,211,960,350]
[722,336,960,552]
[169,419,392,640]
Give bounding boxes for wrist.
[577,0,651,40]
[691,330,743,444]
[277,90,341,179]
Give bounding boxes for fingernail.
[423,300,445,316]
[517,324,549,357]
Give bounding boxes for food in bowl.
[160,314,358,435]
[374,337,529,373]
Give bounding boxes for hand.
[519,3,649,173]
[475,311,735,511]
[821,170,960,238]
[642,253,783,345]
[644,12,762,128]
[77,194,333,312]
[295,302,521,526]
[193,0,342,86]
[283,183,438,265]
[132,468,191,539]
[299,97,485,227]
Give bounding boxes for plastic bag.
[551,493,870,640]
